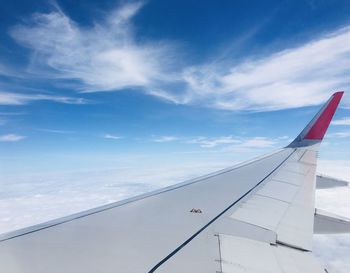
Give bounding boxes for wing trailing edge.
[314,209,350,234]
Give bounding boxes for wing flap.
[219,234,325,273]
[316,174,349,189]
[314,208,350,234]
[229,148,317,250]
[229,194,290,231]
[256,180,299,203]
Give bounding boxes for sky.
[0,0,350,271]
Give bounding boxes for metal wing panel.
[314,209,350,234]
[229,194,290,231]
[219,234,325,273]
[219,235,282,273]
[276,154,317,250]
[229,147,317,251]
[316,174,349,189]
[0,149,293,273]
[256,180,299,203]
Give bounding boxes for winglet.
[288,91,344,147]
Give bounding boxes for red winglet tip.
[304,91,344,140]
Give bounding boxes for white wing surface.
[0,91,345,273]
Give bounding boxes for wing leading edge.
[0,91,345,273]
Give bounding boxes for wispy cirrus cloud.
[150,135,281,149]
[104,134,122,140]
[234,137,276,148]
[0,134,26,142]
[185,135,278,150]
[185,136,241,148]
[327,131,350,138]
[7,2,350,111]
[150,135,278,150]
[37,128,75,134]
[10,2,172,93]
[179,26,350,111]
[0,112,26,127]
[152,136,179,143]
[0,91,87,105]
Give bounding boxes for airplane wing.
[0,91,345,273]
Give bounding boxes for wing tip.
[331,91,344,102]
[288,91,344,147]
[333,90,345,96]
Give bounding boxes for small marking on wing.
[190,208,203,214]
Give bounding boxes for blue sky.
[1,1,350,270]
[1,0,350,175]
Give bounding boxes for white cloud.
[10,2,172,93]
[327,131,350,138]
[152,136,179,143]
[313,166,350,273]
[318,160,350,181]
[186,136,241,148]
[238,137,276,148]
[0,91,87,105]
[313,233,350,273]
[0,134,26,142]
[37,128,75,134]
[185,135,277,149]
[315,159,350,273]
[9,3,350,111]
[179,26,350,111]
[332,117,350,126]
[104,134,122,140]
[0,112,26,127]
[150,135,281,149]
[223,137,277,152]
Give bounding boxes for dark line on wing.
[276,240,309,252]
[216,234,223,273]
[148,149,296,272]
